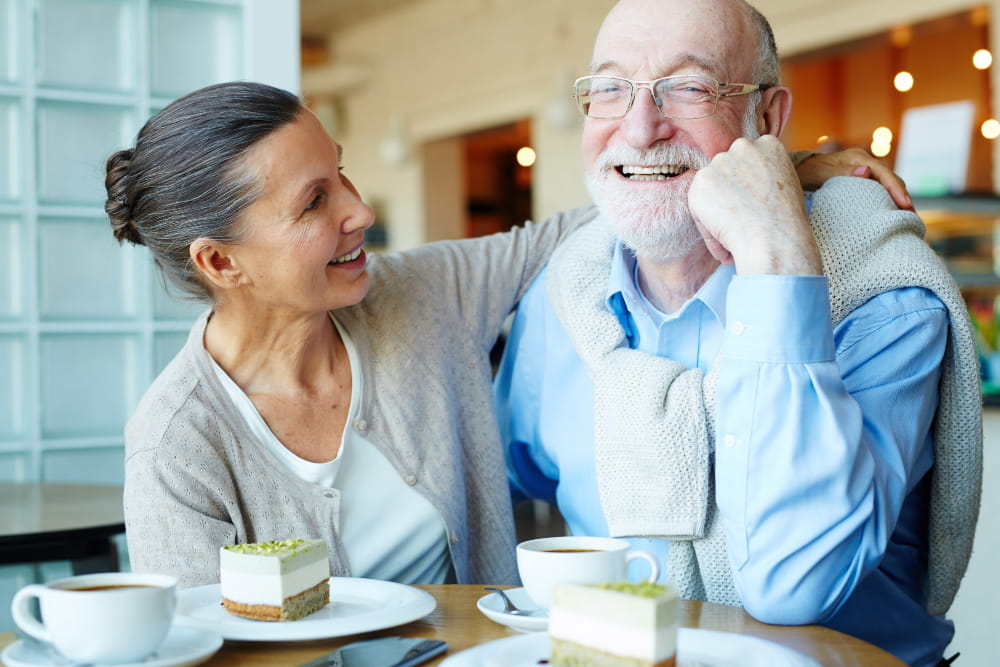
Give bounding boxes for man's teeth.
[331,247,362,264]
[620,165,688,181]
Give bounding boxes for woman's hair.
[104,81,303,301]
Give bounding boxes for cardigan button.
[353,418,368,433]
[404,474,417,486]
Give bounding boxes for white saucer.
[441,628,822,666]
[476,587,548,633]
[1,625,222,667]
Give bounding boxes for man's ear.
[189,239,245,290]
[758,85,792,139]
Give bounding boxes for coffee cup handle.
[11,585,52,644]
[626,549,661,583]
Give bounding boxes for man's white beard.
[586,106,762,263]
[585,143,709,262]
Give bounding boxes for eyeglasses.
[574,75,772,120]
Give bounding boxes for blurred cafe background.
[1,0,998,663]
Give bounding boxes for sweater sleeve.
[369,206,599,346]
[123,433,238,589]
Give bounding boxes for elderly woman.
[106,81,908,589]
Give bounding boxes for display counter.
[917,194,1000,405]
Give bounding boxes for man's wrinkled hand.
[689,135,823,276]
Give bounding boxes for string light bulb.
[894,71,914,92]
[870,127,892,157]
[871,141,891,157]
[872,127,893,145]
[890,25,912,48]
[982,119,1000,140]
[973,49,993,70]
[516,146,536,167]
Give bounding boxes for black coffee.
[69,584,157,592]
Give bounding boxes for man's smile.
[616,164,693,181]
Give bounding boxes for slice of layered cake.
[549,581,678,667]
[220,538,330,621]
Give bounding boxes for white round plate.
[175,577,436,641]
[440,628,822,666]
[1,626,222,667]
[476,588,548,633]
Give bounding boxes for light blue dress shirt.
[494,240,954,667]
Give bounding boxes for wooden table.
[0,483,125,573]
[0,584,903,665]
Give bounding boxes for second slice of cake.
[220,538,330,621]
[549,581,678,667]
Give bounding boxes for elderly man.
[493,1,982,665]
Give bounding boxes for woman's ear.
[758,85,792,139]
[189,239,245,290]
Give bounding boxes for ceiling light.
[982,119,1000,140]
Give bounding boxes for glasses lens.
[575,77,633,119]
[654,76,720,119]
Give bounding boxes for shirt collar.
[606,240,734,329]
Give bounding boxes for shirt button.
[730,321,746,335]
[722,434,738,448]
[450,533,460,544]
[353,418,368,433]
[404,474,417,486]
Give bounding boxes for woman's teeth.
[331,247,362,264]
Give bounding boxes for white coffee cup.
[516,536,661,608]
[11,572,178,665]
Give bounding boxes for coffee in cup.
[11,572,178,665]
[516,536,660,608]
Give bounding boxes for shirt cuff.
[723,275,835,363]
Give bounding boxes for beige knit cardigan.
[123,207,597,589]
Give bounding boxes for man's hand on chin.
[688,135,823,276]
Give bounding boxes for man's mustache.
[593,144,710,172]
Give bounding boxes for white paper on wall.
[895,100,976,196]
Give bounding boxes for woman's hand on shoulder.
[796,147,914,211]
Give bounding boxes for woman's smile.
[330,246,364,266]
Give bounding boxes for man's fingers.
[693,218,734,265]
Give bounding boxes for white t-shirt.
[209,316,452,584]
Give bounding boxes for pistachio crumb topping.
[223,539,312,556]
[594,581,667,598]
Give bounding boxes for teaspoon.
[483,587,540,616]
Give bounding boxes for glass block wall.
[0,0,250,484]
[0,0,298,628]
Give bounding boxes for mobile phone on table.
[297,636,448,667]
